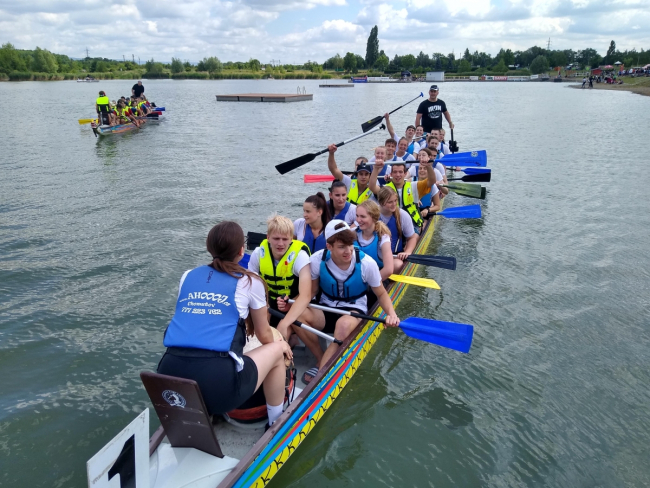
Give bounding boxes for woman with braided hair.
[157,221,292,426]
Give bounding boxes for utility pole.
[547,38,551,51]
[123,55,125,62]
[85,47,90,58]
[132,54,135,63]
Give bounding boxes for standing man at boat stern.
[132,80,144,99]
[294,220,399,384]
[415,85,454,134]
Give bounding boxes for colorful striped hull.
[220,212,440,488]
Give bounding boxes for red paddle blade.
[304,174,335,183]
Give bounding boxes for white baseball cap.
[324,220,351,240]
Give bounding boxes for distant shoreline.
[568,81,650,97]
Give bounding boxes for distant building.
[426,71,445,81]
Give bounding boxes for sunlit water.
[1,79,649,487]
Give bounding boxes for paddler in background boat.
[369,160,424,230]
[376,186,418,274]
[157,221,292,426]
[294,193,331,254]
[327,181,357,226]
[327,146,374,205]
[293,220,399,384]
[95,91,111,126]
[247,215,312,339]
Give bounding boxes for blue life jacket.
[163,266,246,356]
[303,224,326,253]
[319,249,368,303]
[385,215,403,253]
[356,229,383,269]
[330,201,351,222]
[419,189,432,210]
[407,142,416,154]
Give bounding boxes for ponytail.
[305,192,331,229]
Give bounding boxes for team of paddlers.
[157,90,456,428]
[94,90,155,127]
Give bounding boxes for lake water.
[1,79,650,487]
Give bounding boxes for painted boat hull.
[91,122,142,136]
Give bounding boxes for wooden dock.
[319,84,353,88]
[215,93,313,103]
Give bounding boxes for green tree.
[343,52,356,73]
[365,25,379,68]
[416,51,430,68]
[31,47,58,72]
[199,56,222,73]
[145,58,164,74]
[171,57,184,73]
[0,43,28,73]
[248,58,261,71]
[463,48,472,62]
[605,40,616,63]
[375,52,389,72]
[529,55,549,74]
[458,59,471,72]
[434,55,442,70]
[401,54,416,70]
[491,59,508,73]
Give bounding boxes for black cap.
[356,163,371,174]
[430,85,439,90]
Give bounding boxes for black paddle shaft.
[361,93,423,132]
[449,129,459,153]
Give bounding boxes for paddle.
[449,129,459,153]
[268,308,340,344]
[440,150,487,167]
[304,175,336,183]
[246,231,267,250]
[361,93,424,133]
[395,254,456,270]
[447,172,490,183]
[429,205,482,219]
[152,107,165,111]
[389,274,440,289]
[442,184,486,200]
[276,124,386,175]
[292,301,474,353]
[457,167,491,175]
[78,118,97,125]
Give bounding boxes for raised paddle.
[440,150,487,167]
[361,93,423,132]
[276,124,386,175]
[268,308,340,344]
[442,184,486,200]
[455,167,491,175]
[449,129,459,153]
[291,301,474,353]
[304,170,356,183]
[447,172,491,183]
[429,205,482,219]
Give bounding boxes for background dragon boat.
[87,205,450,488]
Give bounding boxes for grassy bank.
[568,76,650,97]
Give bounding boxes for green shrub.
[143,72,169,79]
[320,74,332,79]
[9,71,32,81]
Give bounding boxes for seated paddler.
[247,214,312,341]
[293,220,400,384]
[294,192,331,254]
[157,221,292,426]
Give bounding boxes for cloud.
[0,0,649,63]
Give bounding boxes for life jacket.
[347,179,373,205]
[96,96,110,113]
[302,224,326,253]
[258,239,310,301]
[384,215,403,253]
[419,189,432,210]
[163,266,246,356]
[386,180,423,227]
[319,249,368,303]
[330,201,351,222]
[407,141,417,154]
[356,230,383,269]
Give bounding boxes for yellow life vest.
[347,179,373,205]
[387,180,423,227]
[96,96,109,112]
[258,239,310,300]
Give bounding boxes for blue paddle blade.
[442,150,487,167]
[154,106,165,111]
[240,253,251,269]
[438,205,482,219]
[462,167,491,175]
[400,317,474,353]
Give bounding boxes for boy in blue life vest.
[291,220,400,384]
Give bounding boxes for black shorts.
[321,307,362,334]
[157,348,258,416]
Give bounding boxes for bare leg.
[244,342,286,406]
[293,308,326,363]
[319,316,361,368]
[393,258,405,275]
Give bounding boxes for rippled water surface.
[1,79,650,487]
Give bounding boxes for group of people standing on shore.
[157,85,456,427]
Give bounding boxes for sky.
[1,0,649,64]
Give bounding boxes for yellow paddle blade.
[389,274,440,290]
[78,118,96,124]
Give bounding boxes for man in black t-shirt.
[415,85,454,134]
[132,80,144,98]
